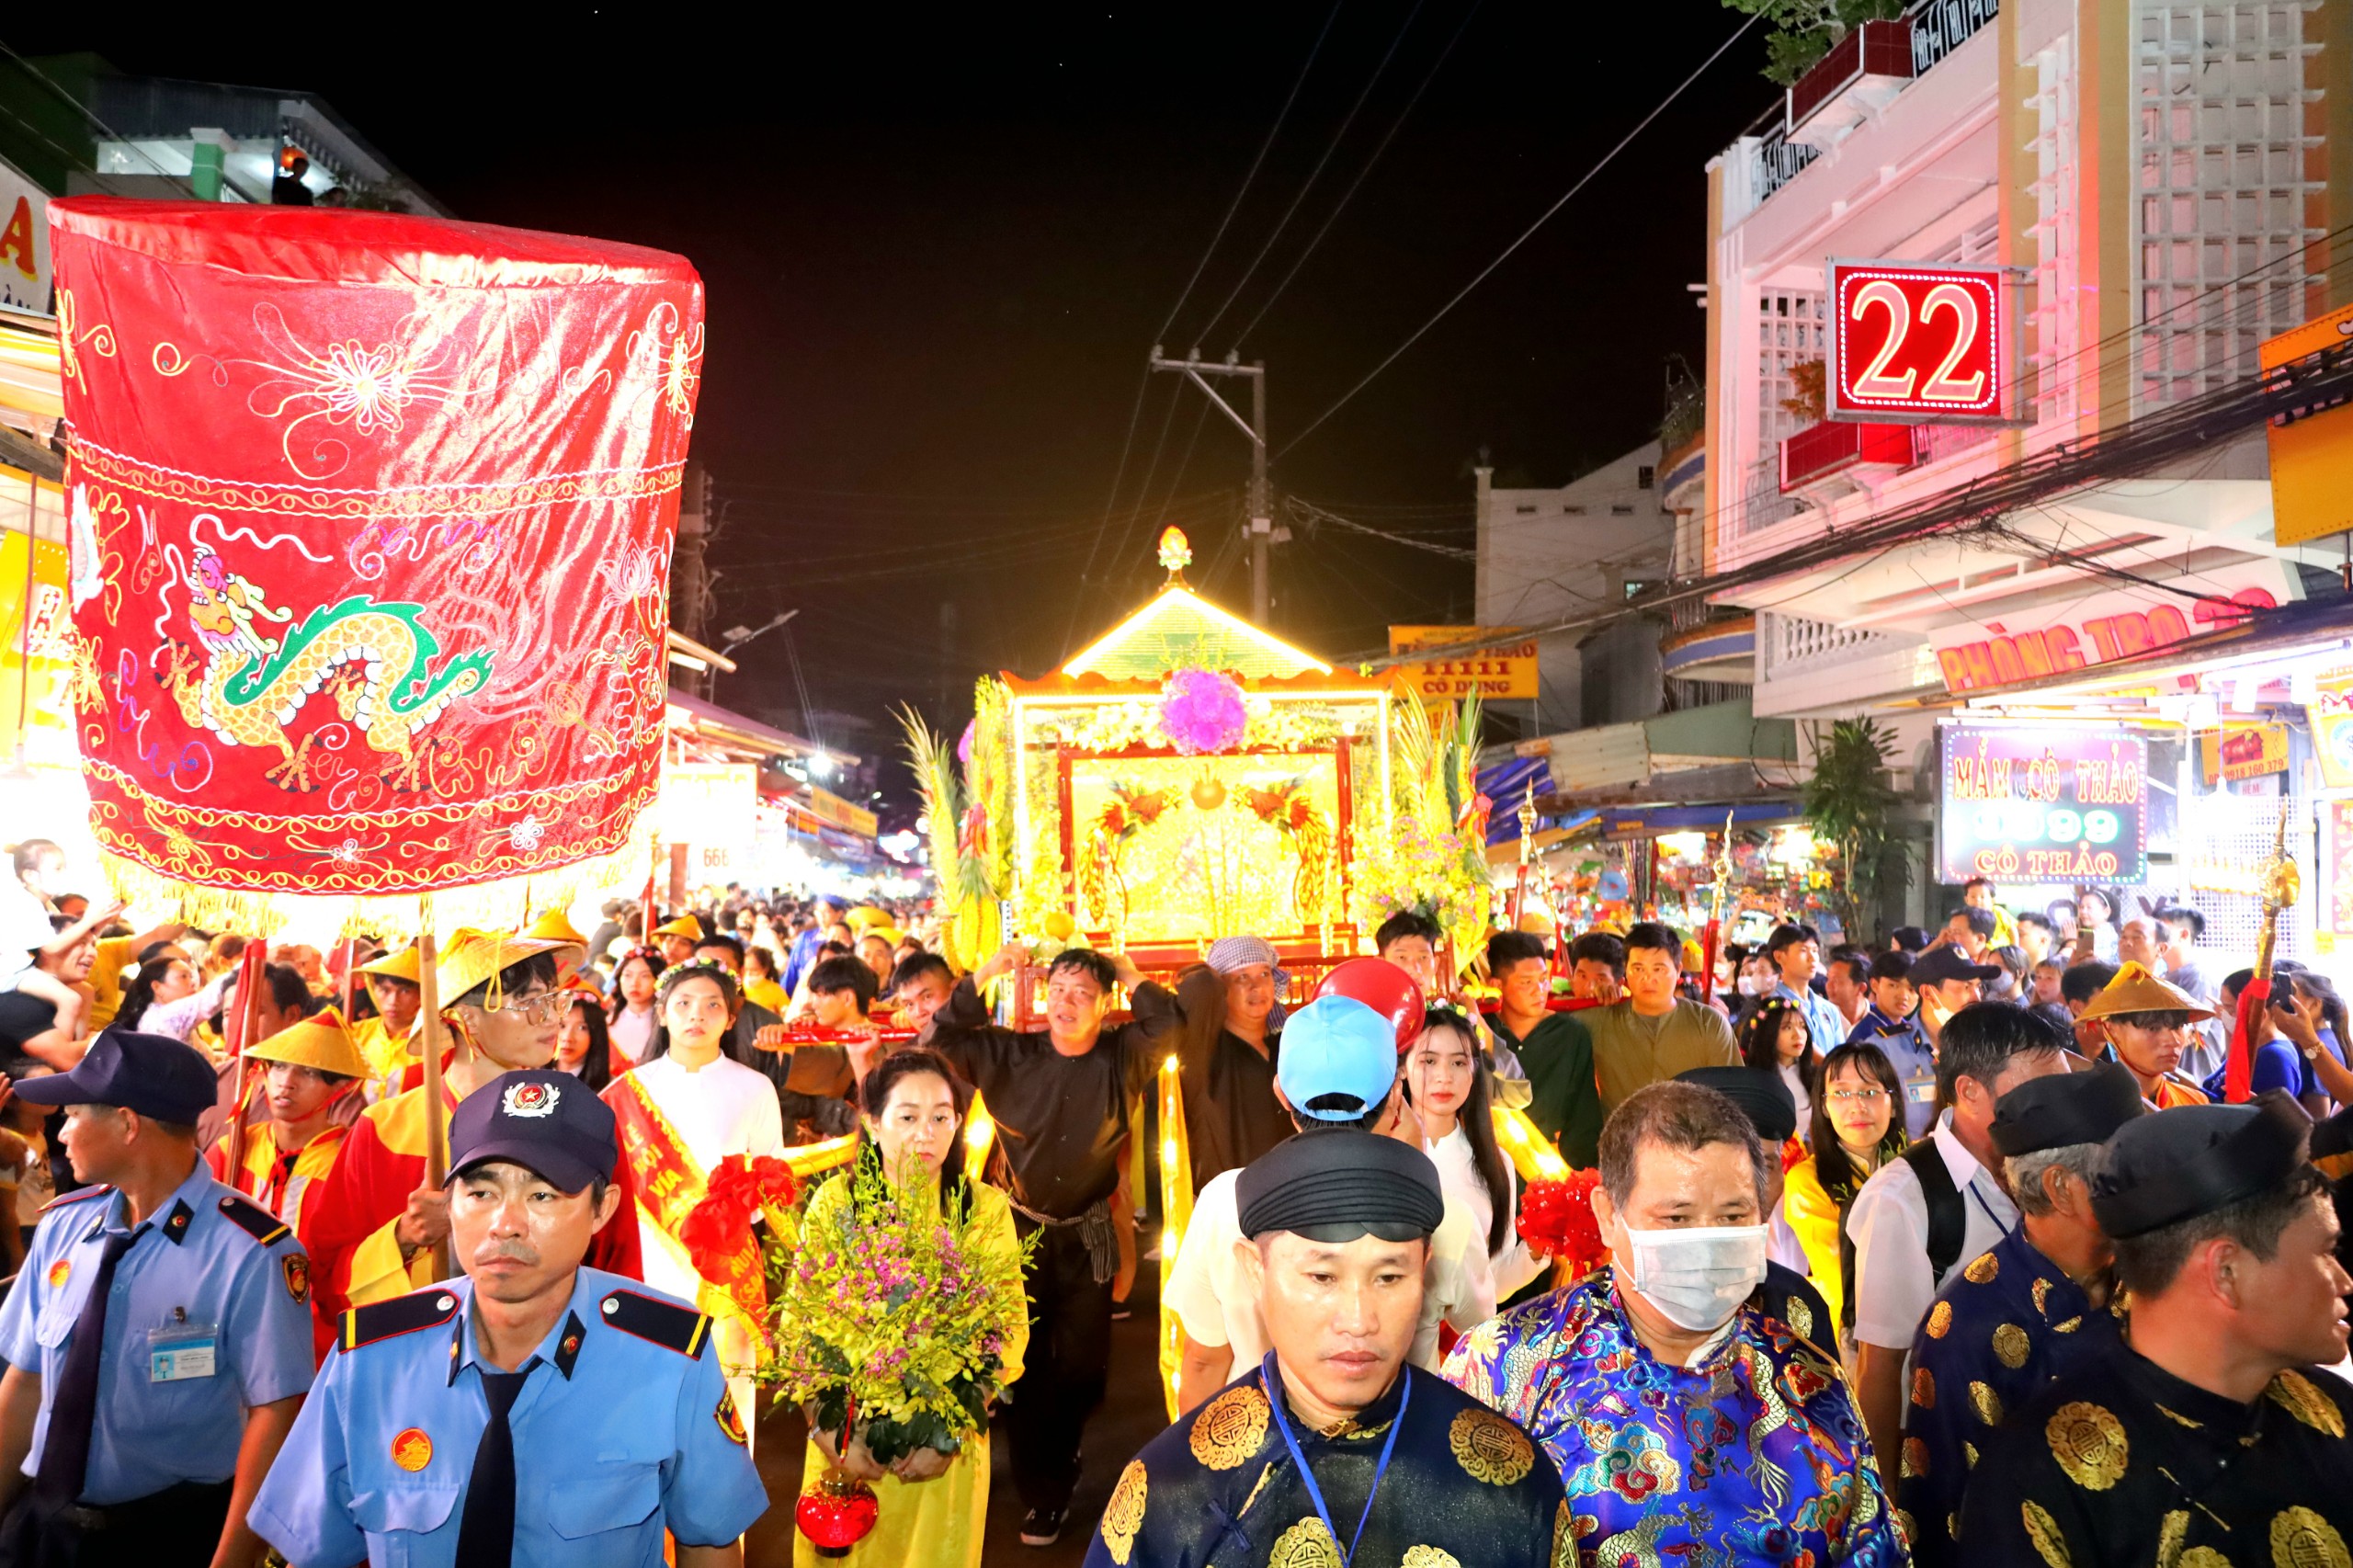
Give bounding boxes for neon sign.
[1937,727,2149,885]
[1828,260,2011,425]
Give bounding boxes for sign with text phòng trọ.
[1936,727,2148,886]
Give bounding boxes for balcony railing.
[1787,18,1915,147]
[1779,419,1917,494]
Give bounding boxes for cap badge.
[392,1427,433,1471]
[501,1081,559,1119]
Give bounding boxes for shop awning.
[1475,754,1552,846]
[1593,800,1802,840]
[1517,698,1803,812]
[664,687,853,767]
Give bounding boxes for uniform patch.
[216,1193,290,1246]
[392,1427,433,1471]
[45,1259,67,1290]
[597,1289,710,1358]
[282,1254,311,1305]
[342,1289,461,1353]
[715,1388,747,1446]
[501,1081,559,1118]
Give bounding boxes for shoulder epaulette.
[39,1185,110,1214]
[339,1287,460,1354]
[215,1192,291,1246]
[598,1288,711,1358]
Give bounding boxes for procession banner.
[49,199,703,926]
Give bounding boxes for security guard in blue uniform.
[249,1068,767,1567]
[0,1028,316,1567]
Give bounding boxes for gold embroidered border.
[68,439,684,522]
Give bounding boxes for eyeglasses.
[494,990,564,1024]
[1825,1087,1889,1105]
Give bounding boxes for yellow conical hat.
[2079,960,2216,1024]
[357,945,422,983]
[244,1006,369,1079]
[527,908,587,949]
[435,926,577,1007]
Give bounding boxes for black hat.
[1990,1062,2146,1157]
[1909,947,2001,986]
[1237,1129,1445,1243]
[1676,1065,1798,1145]
[2090,1092,2311,1239]
[13,1028,217,1125]
[447,1070,618,1193]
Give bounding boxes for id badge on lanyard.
[149,1320,220,1382]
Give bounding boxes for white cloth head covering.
[1206,934,1289,995]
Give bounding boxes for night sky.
[20,3,1773,800]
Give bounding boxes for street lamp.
[720,609,798,656]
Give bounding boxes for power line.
[1193,0,1425,346]
[1235,0,1483,346]
[1285,494,1478,559]
[0,40,200,197]
[1277,9,1764,461]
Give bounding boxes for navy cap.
[13,1028,219,1125]
[1910,946,2001,986]
[447,1070,617,1193]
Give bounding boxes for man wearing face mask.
[1895,1062,2144,1566]
[1084,1126,1565,1568]
[1958,1094,2353,1566]
[1444,1080,1903,1565]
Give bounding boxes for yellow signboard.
[805,783,879,839]
[2197,722,2290,786]
[1387,625,1539,703]
[2261,301,2353,547]
[2312,665,2353,790]
[0,527,73,767]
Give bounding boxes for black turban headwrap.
[1989,1061,2145,1157]
[2091,1090,2312,1240]
[1675,1065,1797,1145]
[1236,1128,1445,1244]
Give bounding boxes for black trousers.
[0,1481,232,1568]
[1005,1219,1113,1514]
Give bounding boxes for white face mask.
[1734,974,1760,996]
[1619,1222,1769,1333]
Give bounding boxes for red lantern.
[795,1467,880,1558]
[1313,957,1427,1051]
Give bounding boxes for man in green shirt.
[1483,931,1603,1167]
[1580,921,1739,1109]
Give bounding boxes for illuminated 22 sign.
[1828,261,2010,424]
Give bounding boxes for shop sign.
[0,526,72,766]
[1936,726,2148,884]
[2309,665,2353,790]
[0,158,45,313]
[657,763,756,877]
[1387,625,1539,702]
[2322,800,2353,948]
[2196,723,2290,786]
[1930,562,2289,694]
[805,783,879,839]
[1827,260,2011,425]
[2260,300,2353,548]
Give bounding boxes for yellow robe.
[792,1178,1028,1568]
[1781,1152,1850,1328]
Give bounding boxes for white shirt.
[608,1006,657,1064]
[1165,1165,1497,1376]
[1845,1110,2019,1351]
[1779,1061,1813,1138]
[1423,1123,1544,1299]
[622,1052,786,1309]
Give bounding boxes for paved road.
[750,1233,1174,1566]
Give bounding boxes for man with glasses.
[305,926,646,1330]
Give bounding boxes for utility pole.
[671,461,710,698]
[1149,347,1272,624]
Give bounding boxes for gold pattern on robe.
[1913,1367,1936,1409]
[2156,1404,2204,1430]
[1927,1300,1954,1338]
[1449,1408,1537,1486]
[2269,1506,2350,1568]
[2155,1509,2188,1567]
[1268,1517,1342,1567]
[1994,1324,2032,1369]
[2024,1499,2075,1568]
[1971,1381,2006,1426]
[1189,1384,1270,1471]
[1965,1441,1979,1469]
[1964,1252,2000,1284]
[2047,1402,2130,1490]
[2265,1371,2347,1438]
[1237,1460,1276,1519]
[1100,1460,1147,1565]
[1903,1437,1930,1478]
[2052,1316,2083,1334]
[2033,1277,2054,1316]
[1786,1293,1816,1343]
[1894,1509,1917,1551]
[1402,1550,1464,1568]
[2177,1551,2231,1568]
[1551,1499,1574,1568]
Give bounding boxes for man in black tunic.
[1959,1091,2353,1566]
[926,941,1173,1548]
[1084,1126,1567,1567]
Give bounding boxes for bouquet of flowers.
[761,1156,1031,1467]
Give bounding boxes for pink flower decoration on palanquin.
[1156,667,1248,756]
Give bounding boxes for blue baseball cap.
[1277,995,1401,1122]
[447,1070,617,1193]
[14,1028,218,1125]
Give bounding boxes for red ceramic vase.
[796,1467,881,1558]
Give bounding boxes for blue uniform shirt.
[250,1267,767,1567]
[1847,1005,1939,1140]
[0,1160,315,1506]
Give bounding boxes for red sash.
[604,1074,769,1327]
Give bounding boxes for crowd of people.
[0,831,2346,1567]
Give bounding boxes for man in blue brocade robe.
[1896,1062,2143,1562]
[1444,1079,1904,1566]
[1082,1074,1567,1568]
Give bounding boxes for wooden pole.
[414,895,449,1280]
[221,938,269,1184]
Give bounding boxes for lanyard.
[1258,1352,1411,1566]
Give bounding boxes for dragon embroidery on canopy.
[155,546,494,792]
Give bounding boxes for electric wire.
[0,40,200,197]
